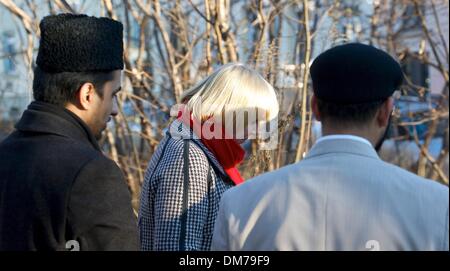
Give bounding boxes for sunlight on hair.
[180,63,279,140]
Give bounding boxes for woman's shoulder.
[162,136,209,168]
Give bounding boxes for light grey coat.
[211,138,449,251]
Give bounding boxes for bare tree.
[0,0,448,212]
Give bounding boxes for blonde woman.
[138,63,279,251]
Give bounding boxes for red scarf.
[177,107,245,185]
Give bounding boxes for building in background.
[0,10,30,122]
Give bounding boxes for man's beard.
[374,116,392,152]
[95,126,107,141]
[94,119,110,140]
[95,131,103,141]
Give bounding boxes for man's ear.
[311,94,321,121]
[376,97,394,128]
[76,82,96,110]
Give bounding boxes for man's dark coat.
[0,101,138,250]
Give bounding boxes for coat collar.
[15,101,101,151]
[305,137,380,161]
[168,119,227,177]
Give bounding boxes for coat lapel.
[168,119,227,177]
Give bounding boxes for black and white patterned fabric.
[138,120,235,251]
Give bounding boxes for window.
[2,31,16,75]
[403,4,423,31]
[401,53,429,96]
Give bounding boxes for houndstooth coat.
[138,119,235,251]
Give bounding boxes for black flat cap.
[36,13,123,72]
[310,43,403,104]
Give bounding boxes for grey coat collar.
[168,119,227,177]
[305,137,380,161]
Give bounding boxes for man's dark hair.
[32,66,114,106]
[316,98,387,127]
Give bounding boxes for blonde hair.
[180,63,279,134]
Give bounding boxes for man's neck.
[65,104,87,125]
[321,127,377,147]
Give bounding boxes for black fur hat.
[36,13,123,73]
[310,43,403,104]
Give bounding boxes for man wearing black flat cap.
[211,43,449,251]
[0,14,138,250]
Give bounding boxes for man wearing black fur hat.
[211,43,449,251]
[0,14,138,250]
